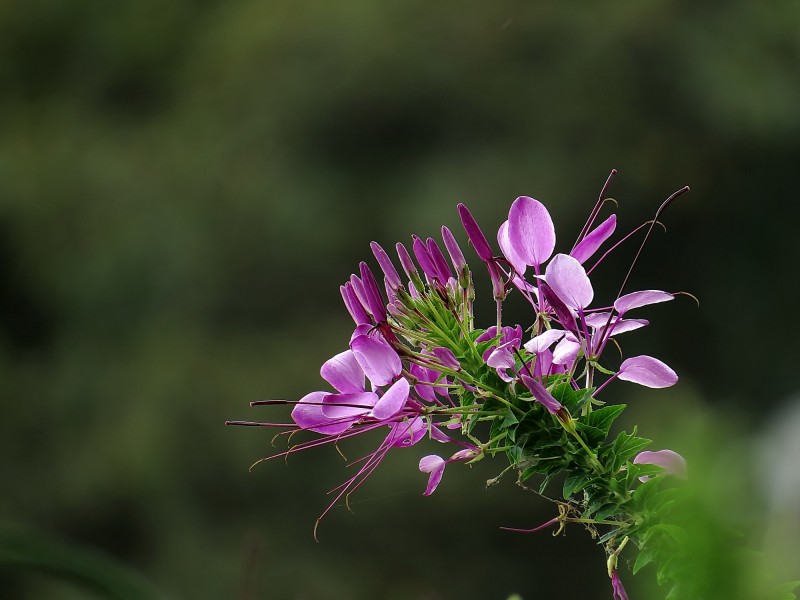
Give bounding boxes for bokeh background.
[1,1,799,599]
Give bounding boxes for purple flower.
[419,446,480,496]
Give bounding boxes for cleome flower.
[229,170,694,597]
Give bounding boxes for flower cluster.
[229,171,692,598]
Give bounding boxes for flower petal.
[498,220,527,276]
[633,449,687,479]
[371,378,410,420]
[350,334,402,387]
[617,355,678,388]
[552,336,580,367]
[523,329,566,354]
[614,290,674,316]
[507,196,556,268]
[320,350,365,394]
[320,392,377,421]
[571,214,616,264]
[291,391,354,435]
[419,455,447,496]
[545,253,594,310]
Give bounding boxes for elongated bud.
[441,226,466,271]
[432,346,460,371]
[412,235,439,281]
[340,283,370,325]
[520,374,563,415]
[359,262,387,323]
[370,241,402,291]
[457,203,493,262]
[396,242,424,291]
[426,237,453,282]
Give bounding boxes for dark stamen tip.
[676,290,700,307]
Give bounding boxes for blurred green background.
[1,1,799,598]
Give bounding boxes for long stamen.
[615,186,689,300]
[571,169,617,253]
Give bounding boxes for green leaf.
[632,546,656,574]
[582,404,626,437]
[605,427,652,472]
[562,471,591,498]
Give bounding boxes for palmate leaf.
[604,427,652,472]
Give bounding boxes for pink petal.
[633,449,688,479]
[498,220,527,276]
[350,334,402,387]
[320,350,365,394]
[617,355,678,388]
[371,378,410,420]
[571,214,616,264]
[552,336,580,367]
[545,253,594,310]
[291,391,354,435]
[419,455,447,496]
[614,290,674,316]
[320,392,377,421]
[487,342,516,369]
[507,196,556,268]
[523,329,566,354]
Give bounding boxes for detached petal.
[633,449,687,479]
[520,375,563,415]
[320,350,365,394]
[507,196,556,268]
[617,355,678,388]
[371,378,410,420]
[351,334,402,387]
[419,455,447,496]
[545,253,594,310]
[614,290,674,316]
[571,214,616,264]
